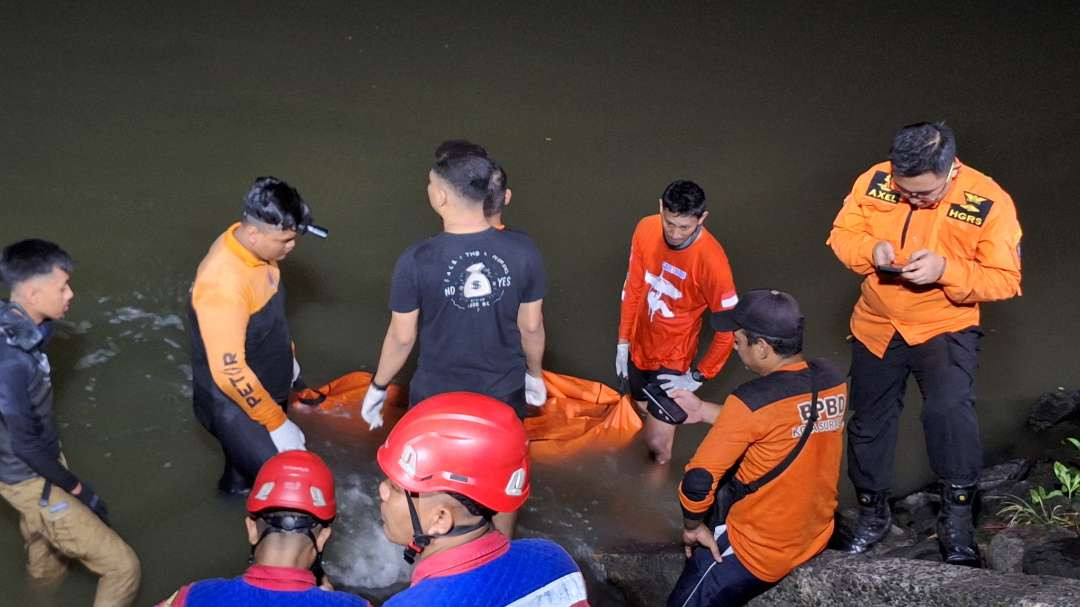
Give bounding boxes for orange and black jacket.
[188,224,292,431]
[679,360,846,582]
[619,215,737,378]
[828,160,1022,357]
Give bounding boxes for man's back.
[386,535,588,607]
[683,360,846,582]
[160,565,369,607]
[389,227,546,402]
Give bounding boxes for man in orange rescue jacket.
[617,180,737,464]
[827,122,1022,566]
[188,177,327,494]
[669,289,845,606]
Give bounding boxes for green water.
[1,2,1078,604]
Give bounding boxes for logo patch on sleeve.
[864,171,901,203]
[947,192,994,227]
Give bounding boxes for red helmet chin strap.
[401,492,491,565]
[403,492,431,565]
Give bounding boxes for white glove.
[269,419,307,452]
[292,357,301,383]
[615,343,629,380]
[658,370,703,394]
[525,372,547,406]
[362,384,387,430]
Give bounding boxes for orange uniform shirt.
[679,361,846,582]
[828,160,1022,357]
[619,215,737,378]
[189,224,291,430]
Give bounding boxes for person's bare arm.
[518,300,545,376]
[372,310,419,386]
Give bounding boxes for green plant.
[997,437,1080,531]
[1067,437,1080,455]
[1054,461,1080,501]
[997,489,1070,527]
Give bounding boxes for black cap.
[710,289,803,339]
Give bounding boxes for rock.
[882,538,942,561]
[1029,391,1080,432]
[979,459,1035,492]
[987,525,1077,573]
[590,543,684,607]
[750,549,1080,606]
[591,542,1080,606]
[1024,537,1080,580]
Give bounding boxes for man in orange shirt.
[827,122,1022,565]
[189,177,327,494]
[617,180,737,464]
[669,289,845,606]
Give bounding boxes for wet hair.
[446,491,497,520]
[743,325,803,357]
[0,239,73,288]
[241,176,311,231]
[889,121,956,177]
[661,180,707,217]
[431,141,503,210]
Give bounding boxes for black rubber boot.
[937,483,980,567]
[836,490,891,554]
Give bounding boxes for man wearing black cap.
[667,289,846,607]
[188,176,328,494]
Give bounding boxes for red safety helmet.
[247,450,336,522]
[377,391,530,513]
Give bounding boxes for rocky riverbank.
[589,388,1080,606]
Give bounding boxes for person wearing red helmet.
[376,392,589,606]
[156,451,369,607]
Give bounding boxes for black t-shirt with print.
[389,227,546,407]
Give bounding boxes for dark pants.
[668,530,775,607]
[193,391,279,493]
[846,328,982,491]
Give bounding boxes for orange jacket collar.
[223,222,268,268]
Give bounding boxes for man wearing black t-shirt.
[361,143,547,434]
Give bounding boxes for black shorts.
[627,361,680,402]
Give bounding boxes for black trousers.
[193,391,278,493]
[668,529,775,607]
[846,328,982,491]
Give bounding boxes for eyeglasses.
[893,164,956,202]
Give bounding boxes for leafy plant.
[1054,461,1080,501]
[997,490,1070,527]
[996,436,1080,531]
[1067,437,1080,455]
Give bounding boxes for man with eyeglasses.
[827,122,1023,567]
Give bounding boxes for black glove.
[75,482,110,525]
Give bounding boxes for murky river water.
[1,2,1078,604]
